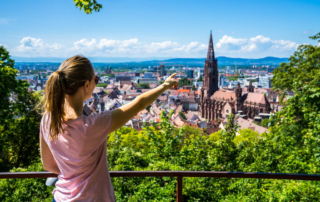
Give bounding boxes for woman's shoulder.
[87,110,113,126]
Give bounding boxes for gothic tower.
[202,31,219,100]
[248,81,254,93]
[235,82,242,113]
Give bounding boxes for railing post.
[177,176,183,202]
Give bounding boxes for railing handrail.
[1,171,320,181]
[2,171,320,202]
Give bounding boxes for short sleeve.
[86,110,113,146]
[94,110,113,135]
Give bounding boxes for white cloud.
[171,41,207,52]
[71,39,97,52]
[249,35,271,43]
[215,35,247,51]
[215,35,299,57]
[11,37,207,57]
[97,38,139,50]
[10,35,300,58]
[145,41,179,53]
[16,37,63,54]
[303,31,308,34]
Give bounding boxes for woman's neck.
[64,93,84,121]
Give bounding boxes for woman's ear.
[84,80,90,92]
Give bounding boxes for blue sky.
[0,0,319,59]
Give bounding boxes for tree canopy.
[137,83,150,89]
[0,46,42,171]
[74,0,102,14]
[178,77,192,87]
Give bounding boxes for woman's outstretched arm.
[109,73,178,134]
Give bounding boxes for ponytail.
[45,71,66,140]
[40,55,94,140]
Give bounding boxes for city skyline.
[1,0,319,59]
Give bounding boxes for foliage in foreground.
[74,0,102,14]
[0,46,42,171]
[107,111,320,201]
[0,161,54,202]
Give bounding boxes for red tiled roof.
[245,93,267,104]
[174,105,184,115]
[120,81,132,86]
[205,127,220,134]
[211,91,235,101]
[178,97,196,103]
[236,117,268,134]
[158,95,168,102]
[177,89,190,94]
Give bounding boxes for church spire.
[235,82,242,97]
[206,31,215,62]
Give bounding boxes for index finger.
[170,73,177,78]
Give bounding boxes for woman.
[39,55,178,202]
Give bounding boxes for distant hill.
[13,56,289,66]
[118,57,288,66]
[150,57,289,65]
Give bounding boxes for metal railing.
[1,171,320,202]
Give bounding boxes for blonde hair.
[41,55,94,140]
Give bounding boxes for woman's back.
[41,110,115,202]
[39,55,178,201]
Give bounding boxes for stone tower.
[202,31,219,100]
[235,82,242,113]
[248,81,254,93]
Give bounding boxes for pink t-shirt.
[40,110,116,202]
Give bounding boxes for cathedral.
[200,32,271,121]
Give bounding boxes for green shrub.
[0,162,54,202]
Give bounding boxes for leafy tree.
[0,46,42,171]
[178,77,192,87]
[96,83,108,88]
[191,85,196,91]
[178,111,186,120]
[264,32,320,174]
[74,0,102,14]
[137,83,150,89]
[98,73,114,77]
[208,113,239,171]
[260,118,270,127]
[0,161,53,202]
[226,76,240,81]
[209,131,222,142]
[233,128,259,145]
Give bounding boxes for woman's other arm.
[40,133,60,174]
[109,73,178,134]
